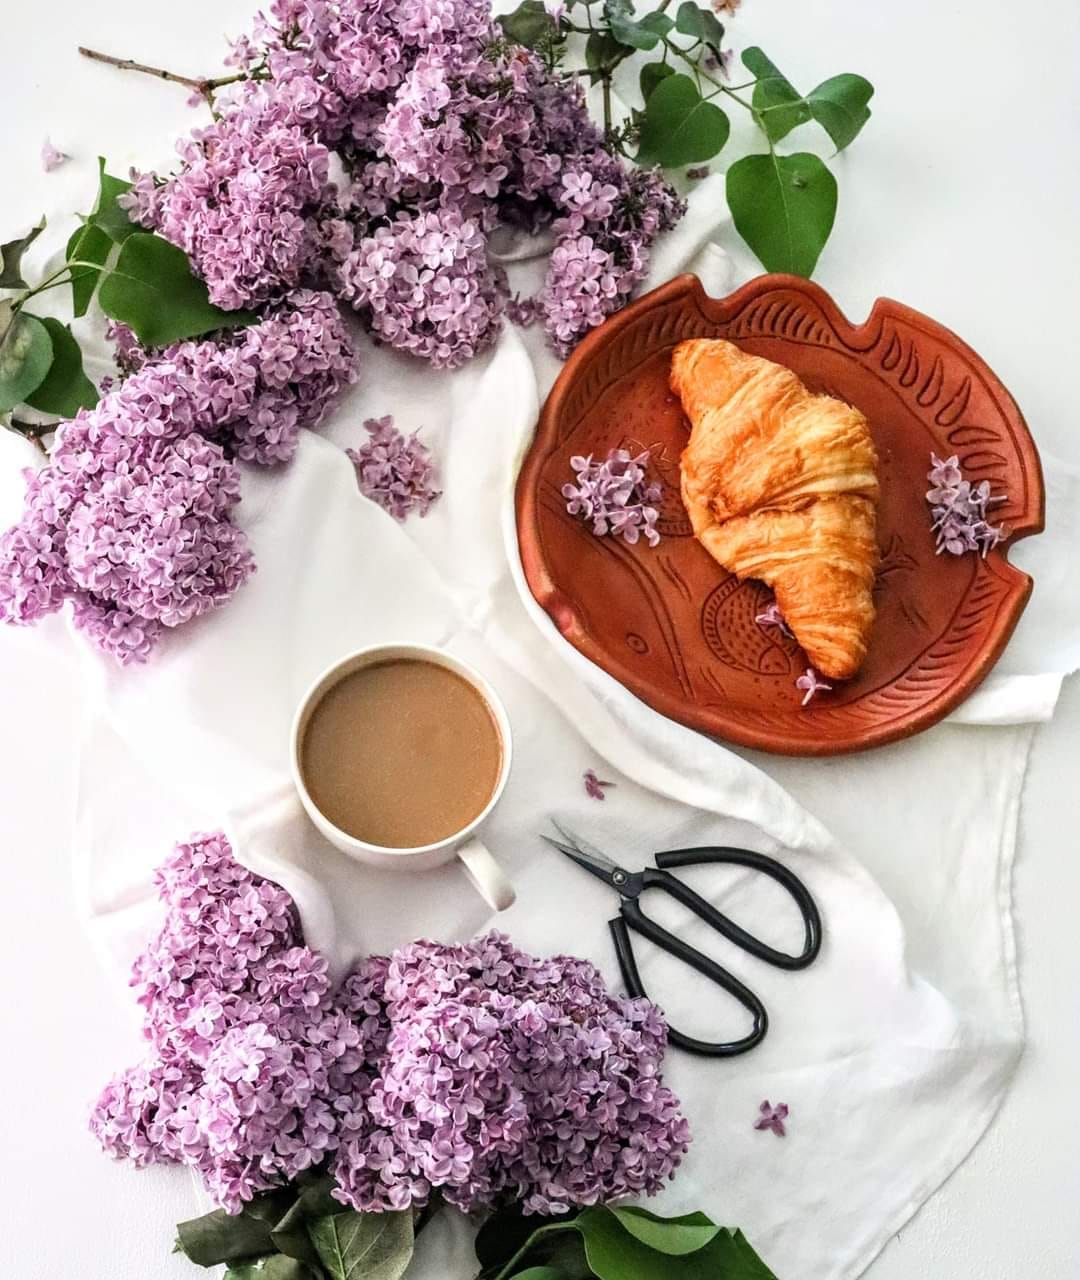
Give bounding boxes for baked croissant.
[672,338,880,680]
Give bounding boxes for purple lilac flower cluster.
[91,834,689,1216]
[926,452,1007,556]
[0,292,355,662]
[124,0,684,363]
[563,448,663,547]
[346,415,441,520]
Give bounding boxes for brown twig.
[78,45,245,105]
[8,420,51,456]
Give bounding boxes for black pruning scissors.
[542,821,823,1057]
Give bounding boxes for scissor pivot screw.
[613,871,627,885]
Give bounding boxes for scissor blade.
[543,821,626,887]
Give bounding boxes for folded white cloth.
[2,177,1074,1280]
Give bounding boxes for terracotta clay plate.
[516,274,1044,756]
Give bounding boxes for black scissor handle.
[651,847,822,970]
[609,905,768,1057]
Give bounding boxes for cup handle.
[456,838,516,912]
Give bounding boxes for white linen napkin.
[6,177,1076,1280]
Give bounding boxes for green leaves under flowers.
[66,222,114,317]
[481,1203,778,1280]
[498,0,558,49]
[673,1,724,52]
[743,47,873,151]
[636,74,729,168]
[98,232,255,346]
[176,1206,280,1266]
[0,310,52,412]
[63,158,136,316]
[175,1179,413,1280]
[87,156,138,244]
[608,1206,719,1256]
[308,1210,414,1280]
[24,317,98,416]
[0,216,46,290]
[726,151,838,277]
[226,1256,320,1280]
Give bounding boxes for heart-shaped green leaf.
[806,73,874,150]
[674,1,724,50]
[308,1210,414,1280]
[0,216,47,290]
[606,0,670,50]
[608,1206,720,1256]
[585,31,628,82]
[66,222,114,317]
[498,0,557,49]
[507,1269,570,1280]
[24,317,98,417]
[726,150,838,276]
[743,47,810,142]
[89,157,137,244]
[0,311,53,412]
[98,232,254,347]
[636,74,730,167]
[640,59,676,104]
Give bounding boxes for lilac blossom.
[338,208,503,368]
[755,599,792,638]
[926,452,1007,557]
[754,1100,788,1137]
[0,292,356,662]
[563,448,662,547]
[347,415,441,520]
[91,834,690,1217]
[584,768,614,801]
[795,668,832,706]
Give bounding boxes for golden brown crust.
[673,339,880,680]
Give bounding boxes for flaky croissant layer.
[673,339,880,681]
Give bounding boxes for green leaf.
[24,318,97,417]
[706,1230,779,1279]
[639,59,676,103]
[0,311,53,412]
[477,1209,573,1276]
[175,1207,276,1267]
[585,32,627,82]
[225,1259,318,1280]
[507,1270,568,1280]
[98,232,254,347]
[270,1173,340,1264]
[636,74,730,167]
[726,150,838,276]
[308,1210,414,1280]
[65,222,114,317]
[608,1206,720,1256]
[498,0,557,49]
[674,1,724,50]
[0,216,47,290]
[605,0,669,50]
[742,47,810,142]
[806,73,874,150]
[89,157,137,244]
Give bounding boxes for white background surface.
[1,1,1078,1277]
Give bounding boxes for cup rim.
[290,641,513,858]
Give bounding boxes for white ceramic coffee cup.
[290,643,515,913]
